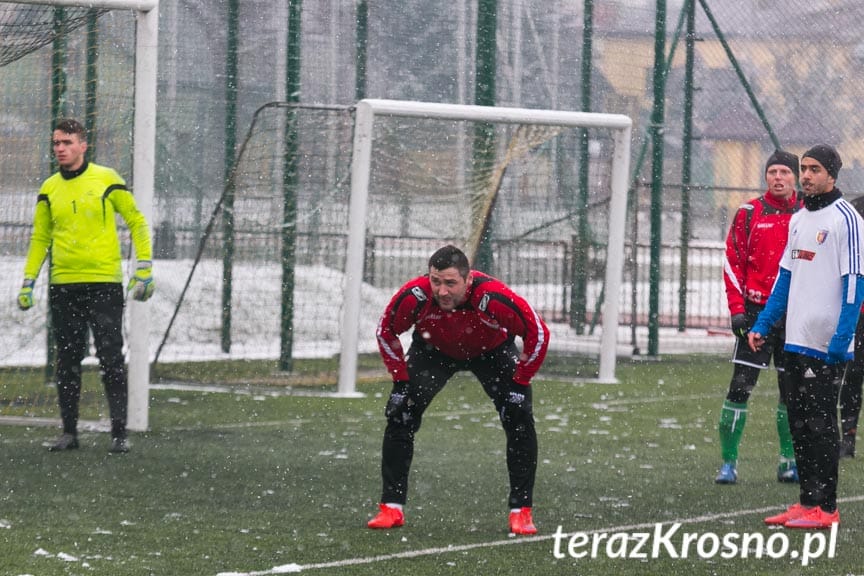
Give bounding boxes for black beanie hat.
[802,144,842,180]
[765,149,799,179]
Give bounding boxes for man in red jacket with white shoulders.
[368,244,549,535]
[715,149,801,485]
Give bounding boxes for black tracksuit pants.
[379,338,538,509]
[784,352,843,512]
[49,283,128,438]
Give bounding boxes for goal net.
[150,103,361,364]
[152,100,631,395]
[339,100,632,393]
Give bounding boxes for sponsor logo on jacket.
[791,249,816,261]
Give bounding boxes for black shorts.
[732,301,785,371]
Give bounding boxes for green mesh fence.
[1,0,863,397]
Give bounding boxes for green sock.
[776,403,795,461]
[718,399,748,462]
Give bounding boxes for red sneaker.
[764,503,809,526]
[784,506,839,530]
[509,507,537,535]
[367,503,405,529]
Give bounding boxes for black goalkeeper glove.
[730,314,750,339]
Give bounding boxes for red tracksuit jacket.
[376,271,550,385]
[723,191,800,316]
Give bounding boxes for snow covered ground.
[0,256,734,369]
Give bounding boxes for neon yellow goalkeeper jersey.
[23,161,152,284]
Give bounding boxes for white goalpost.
[9,0,158,431]
[338,99,633,396]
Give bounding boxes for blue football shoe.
[714,461,737,484]
[777,461,799,483]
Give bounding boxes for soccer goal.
[1,0,158,431]
[338,99,633,395]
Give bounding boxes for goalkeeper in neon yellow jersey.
[17,118,154,454]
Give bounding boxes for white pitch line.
[0,415,109,430]
[217,495,864,575]
[150,382,361,398]
[590,386,778,408]
[0,386,780,432]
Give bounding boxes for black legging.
[840,314,864,436]
[49,283,128,438]
[726,301,789,405]
[726,362,789,405]
[379,338,537,508]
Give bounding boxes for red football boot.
[367,503,405,529]
[509,507,537,535]
[784,506,839,530]
[764,503,809,526]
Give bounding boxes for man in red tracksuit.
[715,149,802,484]
[367,245,550,535]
